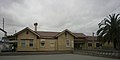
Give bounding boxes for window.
[21,40,26,47]
[88,42,92,47]
[66,33,70,47]
[29,40,33,47]
[40,39,45,47]
[96,43,102,48]
[66,40,70,47]
[41,42,45,47]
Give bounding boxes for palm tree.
[97,13,120,50]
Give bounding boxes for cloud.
[0,0,120,38]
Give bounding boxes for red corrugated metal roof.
[73,33,86,38]
[14,27,87,39]
[36,31,60,38]
[36,31,86,38]
[86,36,97,40]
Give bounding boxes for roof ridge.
[36,31,60,33]
[36,31,85,35]
[73,32,84,34]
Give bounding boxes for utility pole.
[3,18,4,30]
[2,18,7,37]
[92,32,95,49]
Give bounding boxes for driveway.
[0,54,119,60]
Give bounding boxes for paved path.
[0,54,119,60]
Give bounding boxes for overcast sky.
[0,0,120,38]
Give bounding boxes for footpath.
[0,51,72,56]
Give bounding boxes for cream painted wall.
[17,30,38,51]
[37,39,57,51]
[17,29,74,51]
[58,32,74,51]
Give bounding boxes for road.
[0,54,119,60]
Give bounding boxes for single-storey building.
[6,23,102,52]
[13,29,101,51]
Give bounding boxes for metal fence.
[74,49,120,59]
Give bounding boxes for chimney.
[34,23,38,31]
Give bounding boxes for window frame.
[21,40,26,48]
[65,33,70,47]
[66,39,70,47]
[40,39,45,47]
[29,40,33,48]
[96,42,102,48]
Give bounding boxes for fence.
[74,49,120,59]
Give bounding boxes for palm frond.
[97,13,120,49]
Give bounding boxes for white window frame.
[40,39,45,47]
[66,33,70,47]
[66,39,70,47]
